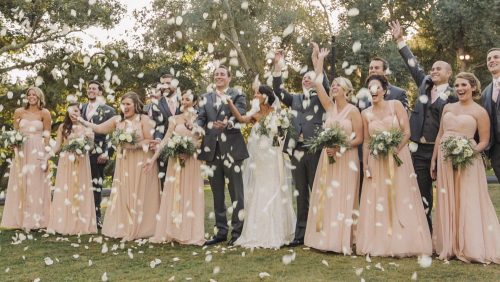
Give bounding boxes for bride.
[227,84,296,248]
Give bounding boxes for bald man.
[390,21,457,233]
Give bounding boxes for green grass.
[0,186,499,281]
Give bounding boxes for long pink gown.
[356,101,432,257]
[1,119,51,230]
[304,103,359,254]
[102,116,161,240]
[150,116,205,245]
[47,125,97,235]
[433,112,500,263]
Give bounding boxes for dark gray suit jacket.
[399,45,457,143]
[480,82,497,153]
[273,75,329,155]
[81,102,116,156]
[196,88,249,162]
[151,96,180,140]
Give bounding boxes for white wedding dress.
[235,118,296,249]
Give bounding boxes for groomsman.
[150,74,180,188]
[196,65,249,246]
[358,57,408,110]
[80,80,116,228]
[390,20,457,232]
[481,48,500,181]
[272,47,329,246]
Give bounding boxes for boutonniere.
[439,90,452,101]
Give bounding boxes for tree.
[0,0,125,74]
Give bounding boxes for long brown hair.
[119,92,144,121]
[62,103,80,139]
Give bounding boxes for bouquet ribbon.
[15,147,25,211]
[71,156,81,214]
[173,158,182,228]
[453,169,462,250]
[387,150,396,235]
[316,151,329,232]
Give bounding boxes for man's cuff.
[397,41,407,50]
[227,120,235,129]
[272,71,282,78]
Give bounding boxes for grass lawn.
[0,185,499,281]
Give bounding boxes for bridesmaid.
[77,92,160,241]
[47,103,97,235]
[431,72,500,263]
[304,46,363,254]
[145,91,205,246]
[1,86,52,231]
[356,75,432,257]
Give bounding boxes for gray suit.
[481,82,500,181]
[399,45,457,232]
[273,75,328,241]
[196,88,248,240]
[81,102,116,224]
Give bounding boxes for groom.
[196,65,249,246]
[272,46,329,246]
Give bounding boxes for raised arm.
[227,98,254,124]
[312,45,334,112]
[272,50,294,107]
[389,20,426,86]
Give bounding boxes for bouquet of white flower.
[110,128,138,147]
[256,108,296,146]
[0,129,27,148]
[441,136,477,170]
[61,137,94,156]
[305,125,349,164]
[159,134,197,167]
[368,128,404,166]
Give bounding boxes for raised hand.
[389,20,403,42]
[318,48,330,60]
[273,49,284,66]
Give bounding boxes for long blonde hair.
[24,86,46,110]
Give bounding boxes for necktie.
[86,103,94,120]
[430,86,438,104]
[168,98,176,115]
[493,80,500,103]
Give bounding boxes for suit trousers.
[489,143,500,183]
[89,154,106,224]
[411,143,434,233]
[207,142,244,240]
[290,145,321,241]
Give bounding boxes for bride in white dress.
[227,85,296,248]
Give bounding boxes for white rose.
[126,136,133,143]
[118,134,126,141]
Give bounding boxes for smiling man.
[389,20,457,233]
[80,80,116,229]
[481,48,500,182]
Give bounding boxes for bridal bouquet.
[61,137,94,156]
[440,136,477,170]
[159,134,197,167]
[369,128,404,166]
[0,129,27,148]
[110,128,138,147]
[305,125,349,164]
[257,109,296,146]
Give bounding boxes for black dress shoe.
[227,237,238,246]
[204,237,227,246]
[287,239,304,247]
